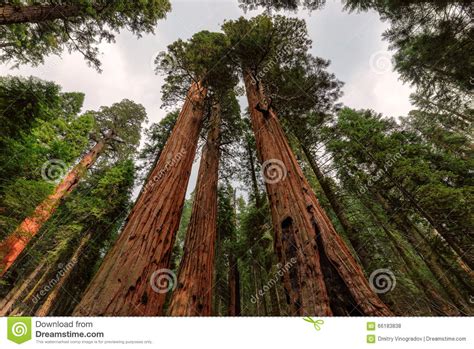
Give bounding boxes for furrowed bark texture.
[0,4,85,24]
[73,82,207,316]
[243,70,392,316]
[0,138,107,276]
[168,102,221,316]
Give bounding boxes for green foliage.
[156,30,238,106]
[0,76,93,238]
[325,107,473,265]
[238,0,325,11]
[345,1,473,115]
[222,15,311,74]
[0,159,137,312]
[138,110,179,178]
[89,99,147,159]
[0,0,171,70]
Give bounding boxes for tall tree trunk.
[0,4,95,25]
[374,192,472,314]
[300,143,369,264]
[35,234,90,316]
[73,82,207,316]
[243,70,391,316]
[227,258,241,316]
[228,188,241,316]
[246,138,262,208]
[168,101,221,316]
[251,262,261,315]
[363,148,472,268]
[362,194,459,315]
[0,261,45,316]
[0,136,109,276]
[269,281,281,315]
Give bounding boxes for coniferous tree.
[0,99,146,276]
[0,0,171,70]
[223,15,391,316]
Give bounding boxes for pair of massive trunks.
[73,79,390,316]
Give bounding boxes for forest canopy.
[0,0,472,318]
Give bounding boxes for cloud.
[1,0,414,197]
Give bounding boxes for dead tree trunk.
[168,101,221,316]
[73,82,207,316]
[0,136,109,276]
[243,70,392,316]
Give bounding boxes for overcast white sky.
[0,0,414,196]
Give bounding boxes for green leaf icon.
[303,317,324,331]
[7,317,32,344]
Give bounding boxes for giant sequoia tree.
[0,0,171,69]
[73,29,238,316]
[0,99,146,276]
[0,160,136,316]
[168,93,241,316]
[223,15,391,315]
[2,1,471,318]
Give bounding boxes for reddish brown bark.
[243,70,392,316]
[0,4,90,25]
[168,102,221,316]
[73,82,207,316]
[0,137,108,276]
